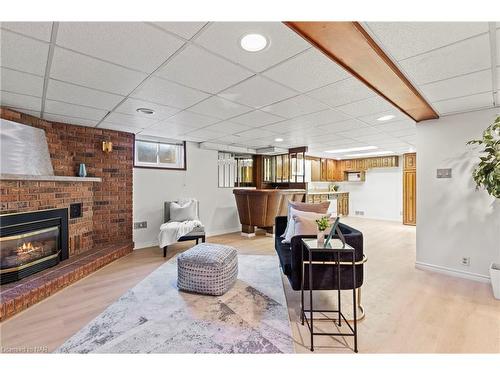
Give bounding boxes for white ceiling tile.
[56,22,184,73]
[188,96,252,119]
[146,121,193,136]
[1,68,44,97]
[1,22,53,42]
[152,22,207,39]
[114,98,179,120]
[104,112,159,128]
[203,121,249,134]
[231,110,285,127]
[212,134,248,144]
[51,47,147,95]
[419,69,492,102]
[337,126,381,138]
[0,30,49,76]
[374,121,416,133]
[131,76,209,108]
[219,76,296,108]
[45,100,107,121]
[236,128,277,139]
[353,133,397,143]
[308,78,375,107]
[138,125,185,139]
[98,122,144,134]
[156,45,253,93]
[185,128,225,140]
[391,128,417,137]
[262,48,349,92]
[261,95,328,118]
[357,110,414,126]
[195,22,310,72]
[318,119,366,133]
[46,79,124,110]
[432,92,494,115]
[336,96,395,117]
[367,22,488,61]
[399,34,491,85]
[162,110,219,128]
[42,113,97,127]
[0,91,42,111]
[291,109,352,127]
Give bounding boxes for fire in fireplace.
[0,208,68,284]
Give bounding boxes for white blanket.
[158,220,203,248]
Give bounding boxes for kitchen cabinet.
[311,158,321,181]
[326,159,335,181]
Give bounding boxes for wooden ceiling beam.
[284,22,439,122]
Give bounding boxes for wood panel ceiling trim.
[284,21,439,122]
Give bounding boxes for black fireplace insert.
[0,208,69,284]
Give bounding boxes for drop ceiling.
[0,21,498,158]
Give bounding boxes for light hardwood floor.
[1,217,499,353]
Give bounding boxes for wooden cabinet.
[311,158,321,181]
[337,193,349,216]
[403,153,416,225]
[320,158,328,181]
[326,159,335,181]
[404,153,416,170]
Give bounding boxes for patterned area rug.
[56,254,294,353]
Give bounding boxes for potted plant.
[467,115,500,299]
[315,216,330,245]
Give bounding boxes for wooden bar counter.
[233,189,305,236]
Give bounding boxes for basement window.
[134,139,186,170]
[218,152,254,188]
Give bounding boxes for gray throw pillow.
[170,200,197,222]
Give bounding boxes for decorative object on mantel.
[315,216,330,245]
[466,115,500,299]
[330,184,340,192]
[102,141,113,153]
[78,163,87,178]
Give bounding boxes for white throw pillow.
[282,207,329,244]
[170,200,197,222]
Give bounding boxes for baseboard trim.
[415,261,490,283]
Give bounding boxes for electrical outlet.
[134,221,147,229]
[461,257,470,266]
[355,210,365,216]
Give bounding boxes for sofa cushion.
[170,200,197,222]
[282,201,330,238]
[283,207,329,243]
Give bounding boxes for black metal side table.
[300,238,358,353]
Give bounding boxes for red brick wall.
[0,107,134,251]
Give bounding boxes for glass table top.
[302,238,354,251]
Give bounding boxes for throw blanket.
[158,220,202,248]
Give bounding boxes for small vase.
[78,163,87,178]
[317,230,325,245]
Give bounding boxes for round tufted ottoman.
[177,243,238,296]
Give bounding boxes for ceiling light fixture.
[377,115,396,122]
[345,150,395,157]
[136,108,155,115]
[240,33,268,52]
[274,138,284,142]
[325,146,377,154]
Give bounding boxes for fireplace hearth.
[0,208,68,284]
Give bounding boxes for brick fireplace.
[0,107,135,320]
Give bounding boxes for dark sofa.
[274,215,364,291]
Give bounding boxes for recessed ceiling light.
[345,150,395,157]
[377,115,396,122]
[240,33,268,52]
[136,108,155,115]
[274,138,284,142]
[325,146,377,154]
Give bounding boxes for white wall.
[416,108,500,281]
[341,164,403,221]
[309,162,403,221]
[133,142,241,249]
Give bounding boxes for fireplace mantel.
[0,173,101,182]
